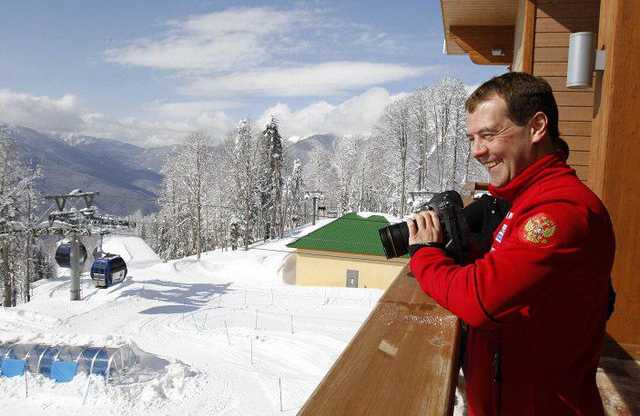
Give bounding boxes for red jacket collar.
[489,152,571,202]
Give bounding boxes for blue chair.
[0,358,26,377]
[51,361,78,383]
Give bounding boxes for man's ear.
[530,112,548,144]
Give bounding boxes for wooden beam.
[449,25,514,65]
[537,1,600,18]
[536,17,599,33]
[521,0,537,73]
[591,0,640,350]
[299,268,460,415]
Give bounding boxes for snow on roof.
[356,211,403,224]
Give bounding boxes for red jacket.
[410,153,615,415]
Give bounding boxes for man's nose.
[471,138,487,158]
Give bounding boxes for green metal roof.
[287,212,392,257]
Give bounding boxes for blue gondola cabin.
[55,242,88,268]
[90,256,127,288]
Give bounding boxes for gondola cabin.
[54,242,88,268]
[90,256,127,288]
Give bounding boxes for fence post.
[279,376,283,412]
[224,320,231,346]
[250,337,254,365]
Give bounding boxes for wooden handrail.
[299,266,461,415]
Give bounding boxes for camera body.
[378,190,471,264]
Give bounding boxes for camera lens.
[378,221,410,259]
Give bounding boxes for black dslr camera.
[378,190,470,265]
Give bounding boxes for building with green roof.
[286,212,408,289]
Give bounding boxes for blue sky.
[0,0,505,146]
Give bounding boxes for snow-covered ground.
[0,222,385,415]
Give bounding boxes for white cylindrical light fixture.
[567,32,595,88]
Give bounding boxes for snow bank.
[102,235,161,268]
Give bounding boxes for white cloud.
[182,62,430,97]
[104,6,427,97]
[0,89,85,133]
[80,110,234,147]
[258,87,405,138]
[0,87,408,147]
[105,7,309,71]
[143,99,242,118]
[0,89,234,147]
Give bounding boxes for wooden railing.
[299,266,461,415]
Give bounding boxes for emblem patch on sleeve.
[520,213,557,244]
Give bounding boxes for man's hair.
[465,72,560,142]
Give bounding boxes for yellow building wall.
[294,249,408,290]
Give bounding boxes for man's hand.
[407,210,444,245]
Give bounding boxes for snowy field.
[0,222,385,416]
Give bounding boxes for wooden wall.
[532,0,600,183]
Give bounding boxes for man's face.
[466,95,535,188]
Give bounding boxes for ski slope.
[0,225,385,416]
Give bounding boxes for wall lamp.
[567,32,606,88]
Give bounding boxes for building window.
[346,269,359,288]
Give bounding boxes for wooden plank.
[573,165,589,182]
[535,32,569,47]
[559,106,593,122]
[564,136,591,152]
[535,17,598,33]
[536,1,600,19]
[559,121,592,136]
[543,76,594,92]
[534,62,567,76]
[449,25,514,65]
[553,91,594,107]
[534,47,567,62]
[299,269,460,416]
[567,150,590,166]
[521,0,536,73]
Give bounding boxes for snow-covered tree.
[376,97,412,216]
[258,116,283,240]
[281,158,304,231]
[154,132,214,260]
[226,119,260,248]
[0,136,41,306]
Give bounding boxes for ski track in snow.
[0,233,383,415]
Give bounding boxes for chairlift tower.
[44,190,134,301]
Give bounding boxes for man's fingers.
[415,211,428,230]
[406,217,417,236]
[429,210,441,234]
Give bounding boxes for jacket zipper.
[493,337,502,416]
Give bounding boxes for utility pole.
[304,191,324,225]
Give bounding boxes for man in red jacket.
[408,72,615,415]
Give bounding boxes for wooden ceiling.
[441,0,518,59]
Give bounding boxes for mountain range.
[0,123,337,217]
